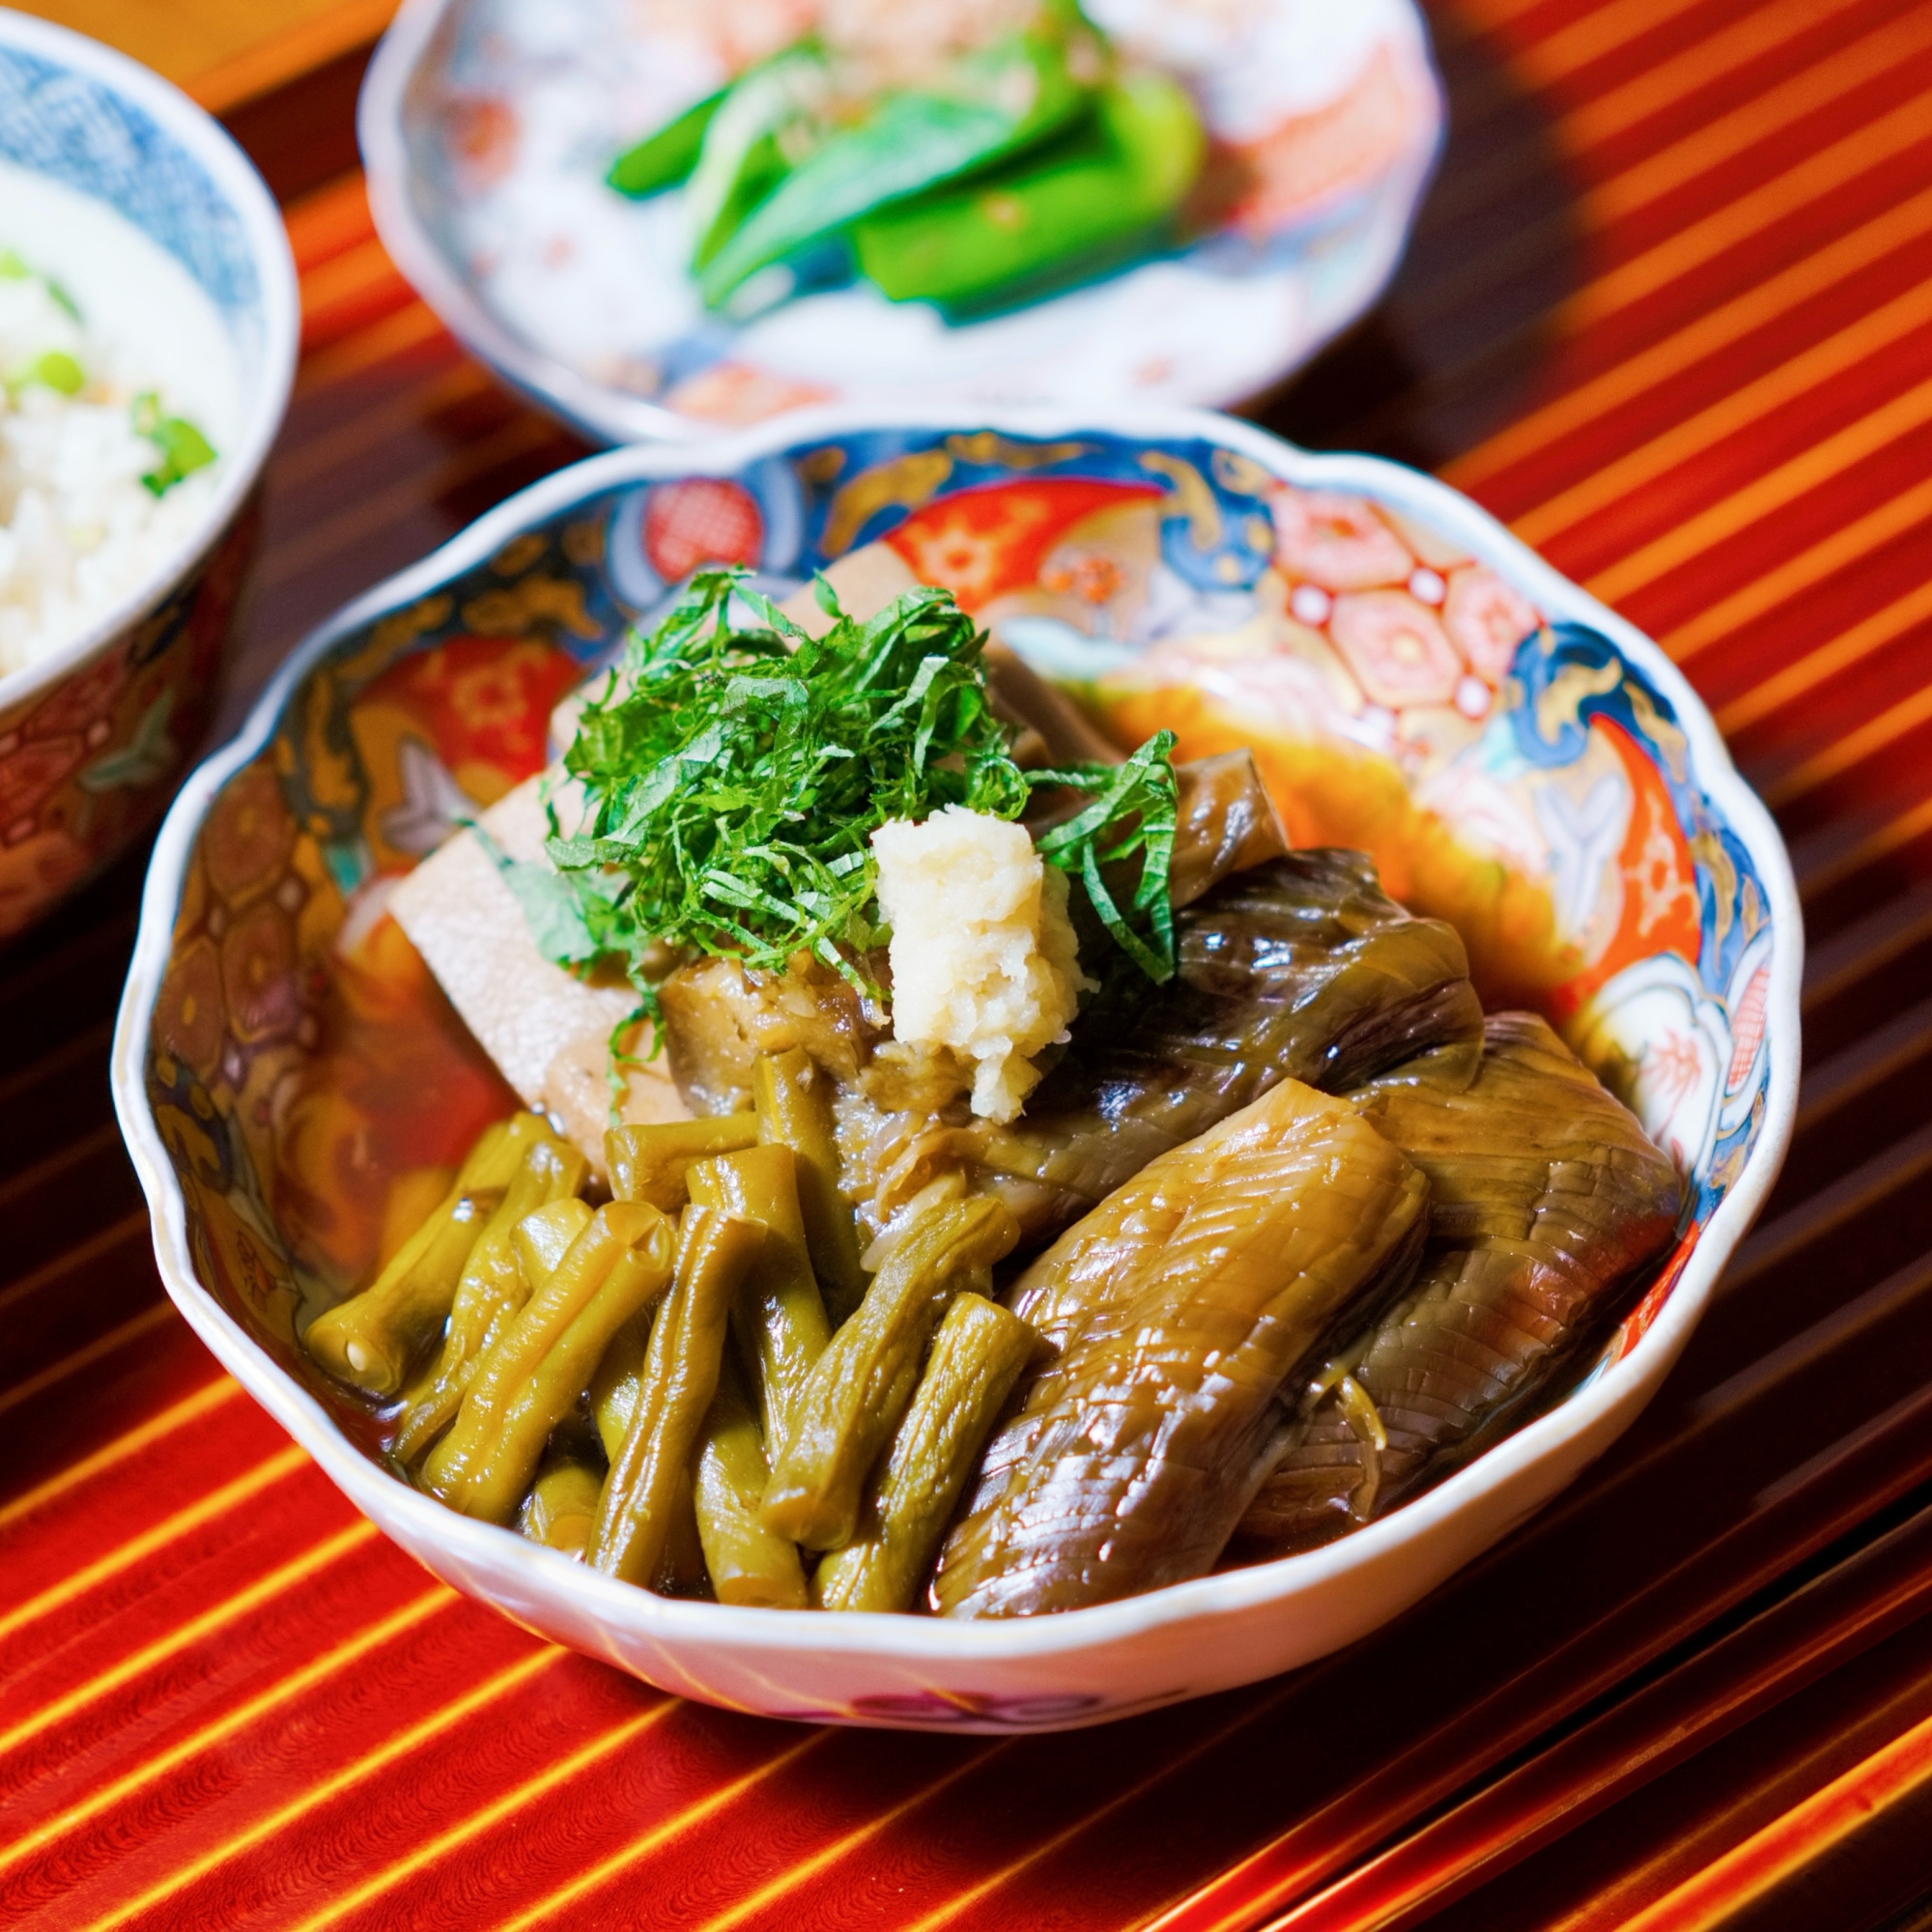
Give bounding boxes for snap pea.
[684,45,827,271]
[608,1115,759,1213]
[513,1198,595,1291]
[590,1207,763,1586]
[686,1143,830,1448]
[813,1293,1035,1611]
[302,1113,545,1396]
[519,1458,605,1560]
[697,30,1087,308]
[753,1049,866,1321]
[760,1195,1019,1551]
[393,1135,588,1463]
[609,87,724,199]
[853,71,1204,312]
[424,1202,676,1520]
[694,1357,809,1609]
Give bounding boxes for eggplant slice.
[1236,1012,1684,1558]
[933,1077,1430,1618]
[969,849,1483,1230]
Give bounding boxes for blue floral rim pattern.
[0,44,260,316]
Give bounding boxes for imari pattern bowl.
[0,14,297,939]
[358,0,1442,440]
[113,408,1800,1732]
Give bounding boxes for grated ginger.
[870,805,1093,1123]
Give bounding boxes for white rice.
[0,265,220,679]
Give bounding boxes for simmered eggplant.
[967,850,1483,1230]
[1236,1013,1683,1556]
[932,1077,1430,1617]
[1161,753,1293,911]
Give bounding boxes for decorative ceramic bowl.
[358,0,1442,441]
[0,12,298,941]
[113,406,1799,1732]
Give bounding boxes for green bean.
[519,1458,605,1560]
[305,1190,497,1397]
[590,1207,762,1586]
[608,86,724,198]
[467,1217,679,1525]
[607,1115,759,1212]
[656,1466,713,1599]
[753,1049,866,1321]
[687,1143,830,1448]
[760,1196,1019,1551]
[512,1198,594,1290]
[587,1309,652,1463]
[424,1202,676,1520]
[813,1293,1035,1612]
[693,1357,809,1609]
[301,1112,549,1396]
[393,1136,588,1463]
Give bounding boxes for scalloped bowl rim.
[110,403,1803,1690]
[0,10,298,713]
[358,0,697,448]
[355,0,1445,449]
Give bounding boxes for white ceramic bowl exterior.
[113,406,1800,1732]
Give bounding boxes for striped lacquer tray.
[9,0,1932,1925]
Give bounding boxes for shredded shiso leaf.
[512,567,1177,1027]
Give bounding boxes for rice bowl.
[0,13,295,937]
[0,243,226,676]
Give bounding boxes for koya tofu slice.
[388,776,688,1172]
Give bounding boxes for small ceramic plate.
[114,406,1799,1732]
[359,0,1443,440]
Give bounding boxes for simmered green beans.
[687,1142,830,1447]
[761,1196,1019,1551]
[607,1115,758,1212]
[393,1134,587,1462]
[591,1207,763,1586]
[693,1359,809,1609]
[587,1309,652,1462]
[753,1048,866,1320]
[812,1293,1035,1611]
[513,1198,594,1290]
[303,1113,553,1396]
[305,1192,499,1398]
[520,1458,604,1560]
[424,1202,677,1522]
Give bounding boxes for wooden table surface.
[9,2,1932,1926]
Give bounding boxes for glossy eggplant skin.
[1237,1012,1683,1556]
[932,1076,1429,1618]
[970,850,1482,1224]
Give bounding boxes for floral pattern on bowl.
[115,407,1799,1732]
[358,0,1442,441]
[0,14,298,940]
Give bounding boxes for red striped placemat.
[9,2,1932,1924]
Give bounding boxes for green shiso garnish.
[507,566,1177,1027]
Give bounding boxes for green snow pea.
[852,70,1205,312]
[684,46,829,271]
[609,88,726,199]
[696,28,1089,310]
